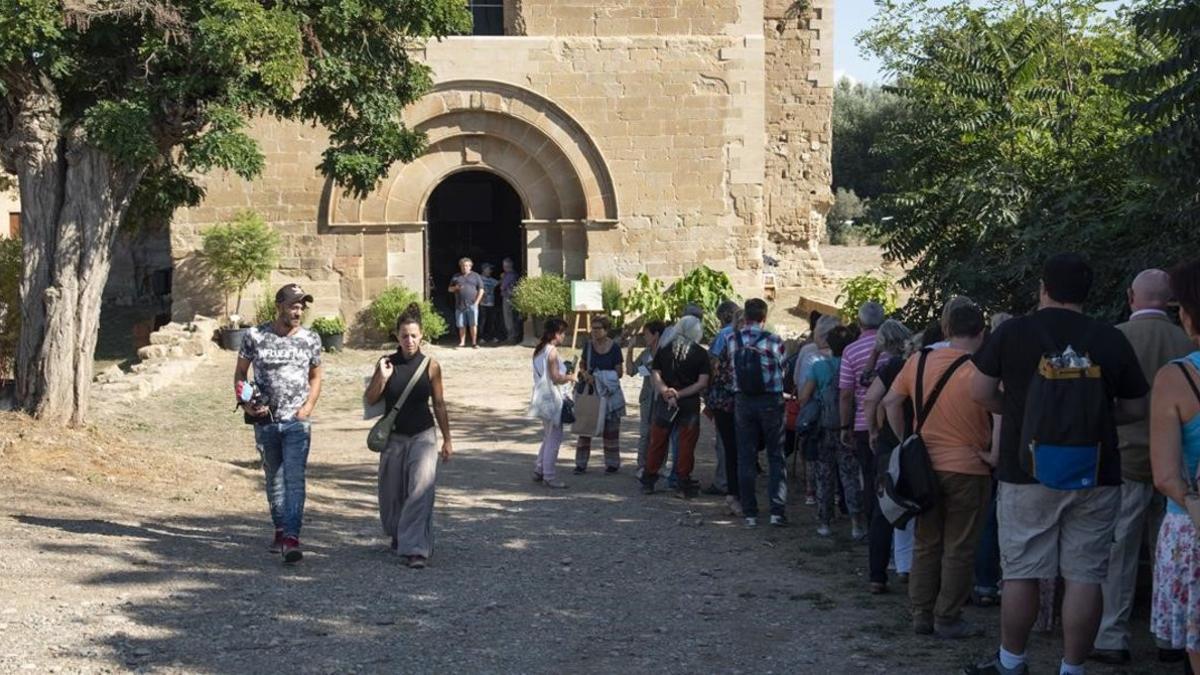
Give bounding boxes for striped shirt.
[838,329,878,432]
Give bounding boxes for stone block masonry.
[168,1,833,326]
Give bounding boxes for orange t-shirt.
[890,348,992,476]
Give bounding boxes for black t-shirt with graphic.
[972,308,1148,485]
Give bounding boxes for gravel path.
[0,346,1161,674]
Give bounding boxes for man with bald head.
[1091,269,1193,665]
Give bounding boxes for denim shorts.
[455,305,479,328]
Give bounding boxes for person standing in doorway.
[1092,269,1193,664]
[449,257,484,349]
[500,257,521,344]
[234,284,324,564]
[478,263,501,344]
[364,303,454,569]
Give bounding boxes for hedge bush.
[368,287,448,342]
[512,274,570,320]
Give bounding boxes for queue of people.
[233,251,1200,675]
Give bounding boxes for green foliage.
[253,290,277,326]
[826,187,871,245]
[367,287,448,343]
[663,266,740,338]
[832,78,907,200]
[1118,0,1200,224]
[512,275,571,319]
[859,0,1157,324]
[601,276,624,330]
[199,211,280,320]
[620,273,671,325]
[310,316,346,337]
[837,274,899,322]
[0,237,20,377]
[0,0,471,232]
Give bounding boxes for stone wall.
[763,0,834,286]
[169,0,834,326]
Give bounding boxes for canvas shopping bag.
[571,384,607,437]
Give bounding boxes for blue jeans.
[455,305,479,328]
[254,420,312,538]
[973,476,1001,593]
[735,394,787,518]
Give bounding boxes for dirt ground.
[0,343,1165,674]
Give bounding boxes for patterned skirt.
[1153,512,1200,652]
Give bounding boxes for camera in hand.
[236,380,271,424]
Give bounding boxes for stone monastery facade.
[170,0,834,324]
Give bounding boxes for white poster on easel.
[571,280,604,312]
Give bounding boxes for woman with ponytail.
[364,303,453,569]
[532,318,574,488]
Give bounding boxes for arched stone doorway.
[321,80,619,309]
[425,171,524,320]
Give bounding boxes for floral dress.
[1152,353,1200,652]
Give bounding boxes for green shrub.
[0,238,20,378]
[368,286,447,342]
[199,210,280,323]
[601,276,624,330]
[310,316,346,337]
[837,274,898,322]
[253,290,276,326]
[512,274,570,319]
[620,273,670,325]
[663,265,740,338]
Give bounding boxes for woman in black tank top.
[364,304,453,569]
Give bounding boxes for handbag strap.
[914,349,971,433]
[1175,361,1200,492]
[388,355,431,416]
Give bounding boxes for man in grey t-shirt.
[235,283,323,564]
[449,257,485,349]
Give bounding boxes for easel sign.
[570,280,604,349]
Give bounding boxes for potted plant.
[512,274,571,344]
[311,316,347,352]
[198,210,281,350]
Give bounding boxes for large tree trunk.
[10,86,142,425]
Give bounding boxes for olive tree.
[0,0,470,423]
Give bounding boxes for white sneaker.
[744,517,758,528]
[851,524,866,541]
[816,524,832,537]
[725,495,744,517]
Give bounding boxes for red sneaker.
[280,536,303,564]
[268,529,284,553]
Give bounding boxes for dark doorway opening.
[426,171,524,332]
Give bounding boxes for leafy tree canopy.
[0,0,472,205]
[831,78,905,201]
[858,0,1175,323]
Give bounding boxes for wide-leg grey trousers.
[378,428,439,558]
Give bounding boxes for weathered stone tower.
[169,0,834,323]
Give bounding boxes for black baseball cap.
[275,283,314,306]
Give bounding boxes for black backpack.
[878,348,971,528]
[733,329,773,395]
[1019,323,1108,490]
